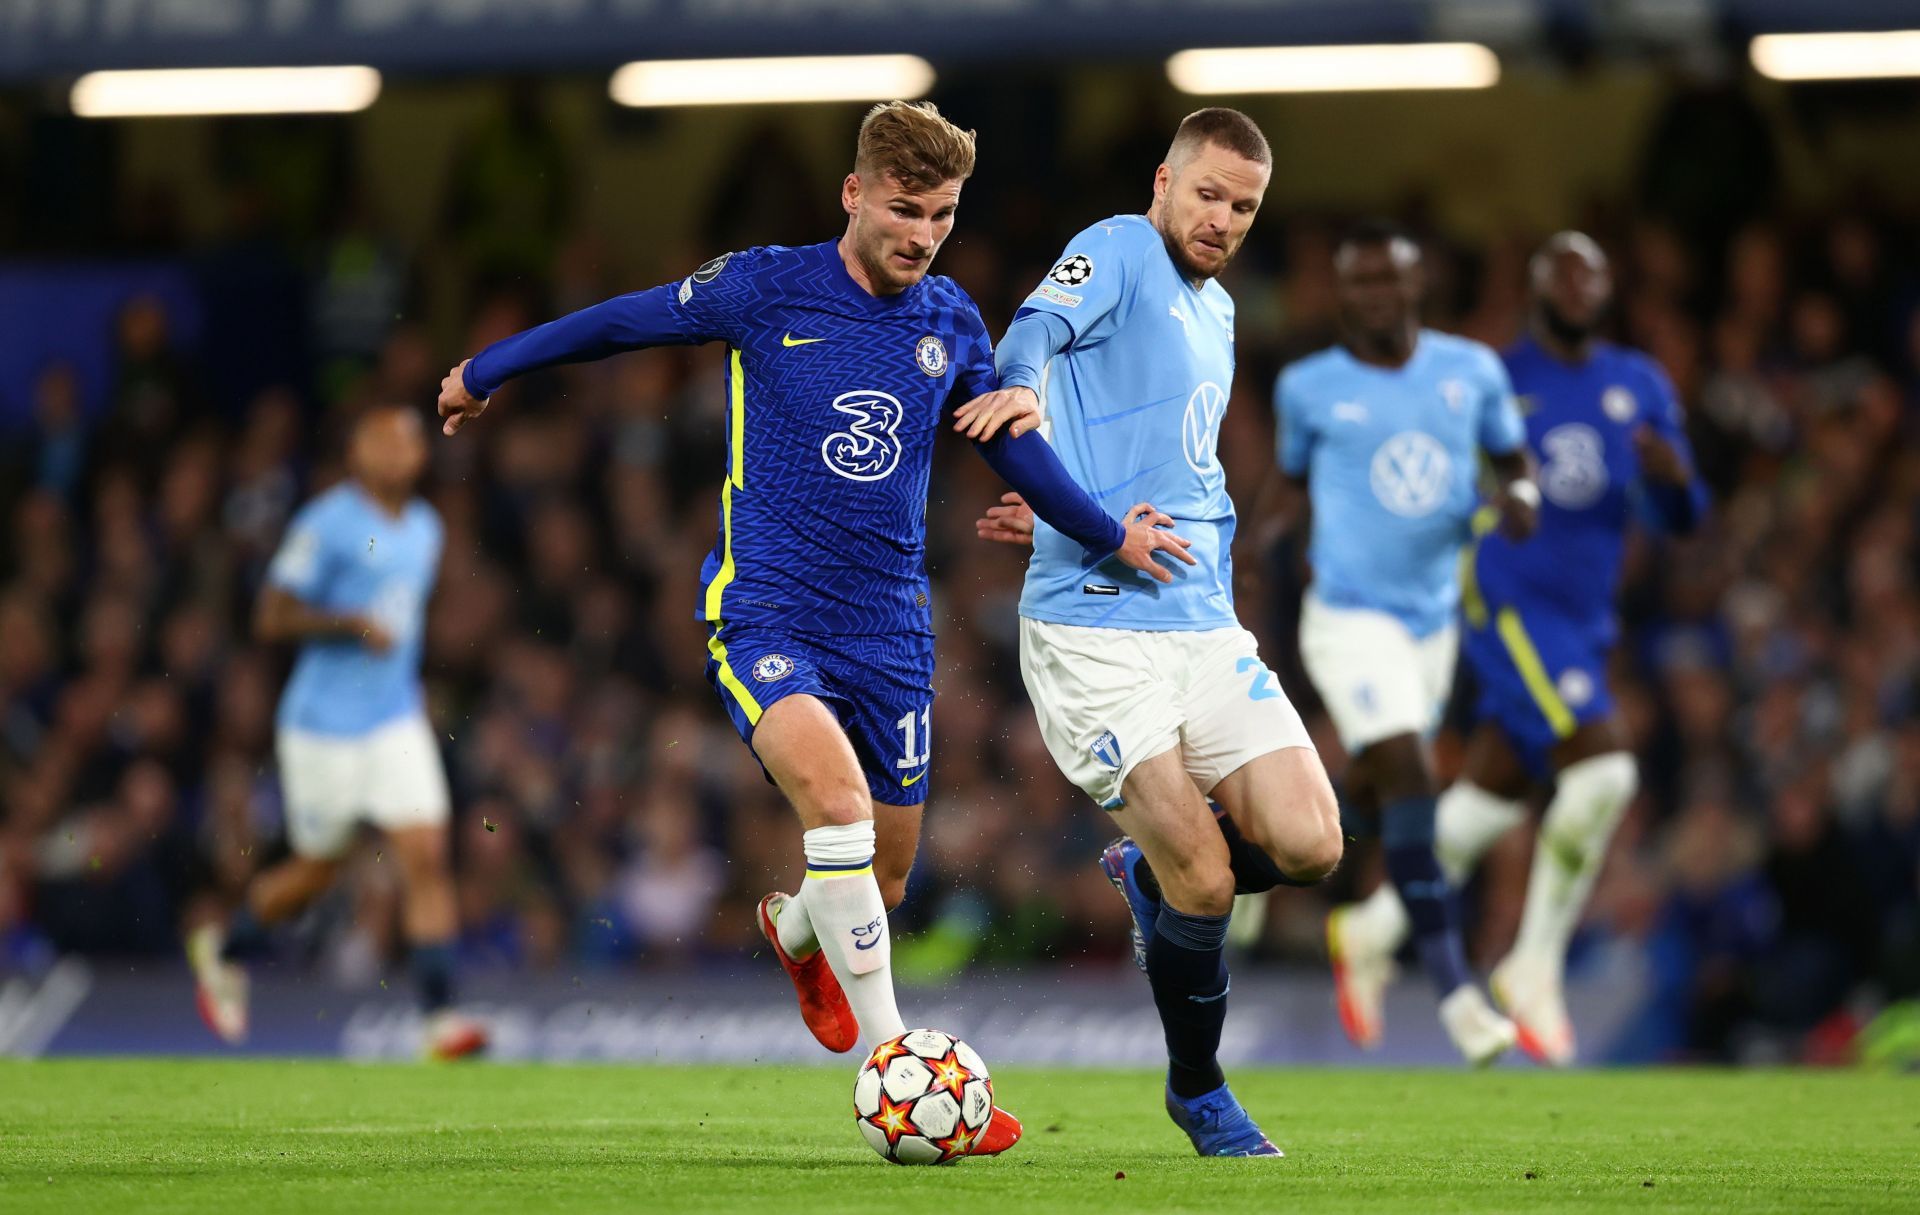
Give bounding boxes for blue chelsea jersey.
[1277,331,1526,638]
[469,241,996,639]
[266,482,442,736]
[1472,336,1707,633]
[1014,214,1240,631]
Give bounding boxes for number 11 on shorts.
[895,705,931,770]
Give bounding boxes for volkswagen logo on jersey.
[915,335,948,377]
[1182,381,1227,474]
[752,654,795,683]
[1090,730,1123,771]
[1369,431,1453,517]
[822,389,905,482]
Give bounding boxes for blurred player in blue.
[433,102,1182,1158]
[187,404,488,1061]
[970,109,1344,1157]
[1280,222,1540,1065]
[1330,232,1707,1065]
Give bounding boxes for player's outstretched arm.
[440,261,744,436]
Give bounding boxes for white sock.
[773,890,819,959]
[1344,781,1526,954]
[798,821,905,1047]
[1512,752,1637,970]
[1436,781,1529,884]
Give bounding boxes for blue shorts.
[1461,602,1613,781]
[705,623,935,807]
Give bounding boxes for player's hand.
[1632,425,1689,486]
[1495,480,1540,541]
[1115,502,1195,584]
[952,387,1041,442]
[357,619,395,654]
[976,492,1036,546]
[438,360,488,436]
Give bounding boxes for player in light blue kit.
[1280,222,1540,1065]
[969,110,1343,1157]
[187,404,488,1061]
[1331,233,1707,1065]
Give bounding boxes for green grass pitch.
[1,1061,1913,1213]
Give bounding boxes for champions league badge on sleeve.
[1049,253,1094,287]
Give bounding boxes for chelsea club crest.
[752,654,795,683]
[915,335,948,377]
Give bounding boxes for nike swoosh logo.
[782,333,825,347]
[901,770,926,787]
[854,935,881,950]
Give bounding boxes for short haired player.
[435,103,1183,1158]
[188,404,488,1060]
[969,109,1343,1157]
[1328,232,1706,1065]
[1279,222,1540,1065]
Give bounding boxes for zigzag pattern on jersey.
[693,241,988,643]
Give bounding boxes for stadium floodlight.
[1751,31,1920,81]
[1166,43,1500,94]
[609,55,935,107]
[71,67,382,118]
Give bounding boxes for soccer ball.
[853,1028,993,1165]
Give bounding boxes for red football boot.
[967,1105,1024,1157]
[757,892,859,1053]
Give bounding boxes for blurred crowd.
[2,81,1918,1065]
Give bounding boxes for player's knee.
[875,872,909,911]
[1285,826,1344,884]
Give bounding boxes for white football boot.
[186,922,249,1045]
[1491,955,1576,1067]
[424,1010,490,1061]
[1326,904,1397,1050]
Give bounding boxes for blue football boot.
[1099,836,1159,973]
[1165,1081,1284,1158]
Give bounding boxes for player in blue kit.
[1330,232,1707,1065]
[436,102,1182,1156]
[969,109,1343,1157]
[1281,222,1540,1065]
[187,405,488,1061]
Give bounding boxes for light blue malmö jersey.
[1016,214,1239,631]
[1277,332,1525,638]
[266,482,443,736]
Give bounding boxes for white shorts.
[276,712,451,859]
[1297,595,1458,753]
[1019,618,1315,809]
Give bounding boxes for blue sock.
[220,906,272,962]
[1382,795,1473,996]
[1147,904,1231,1100]
[410,942,456,1013]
